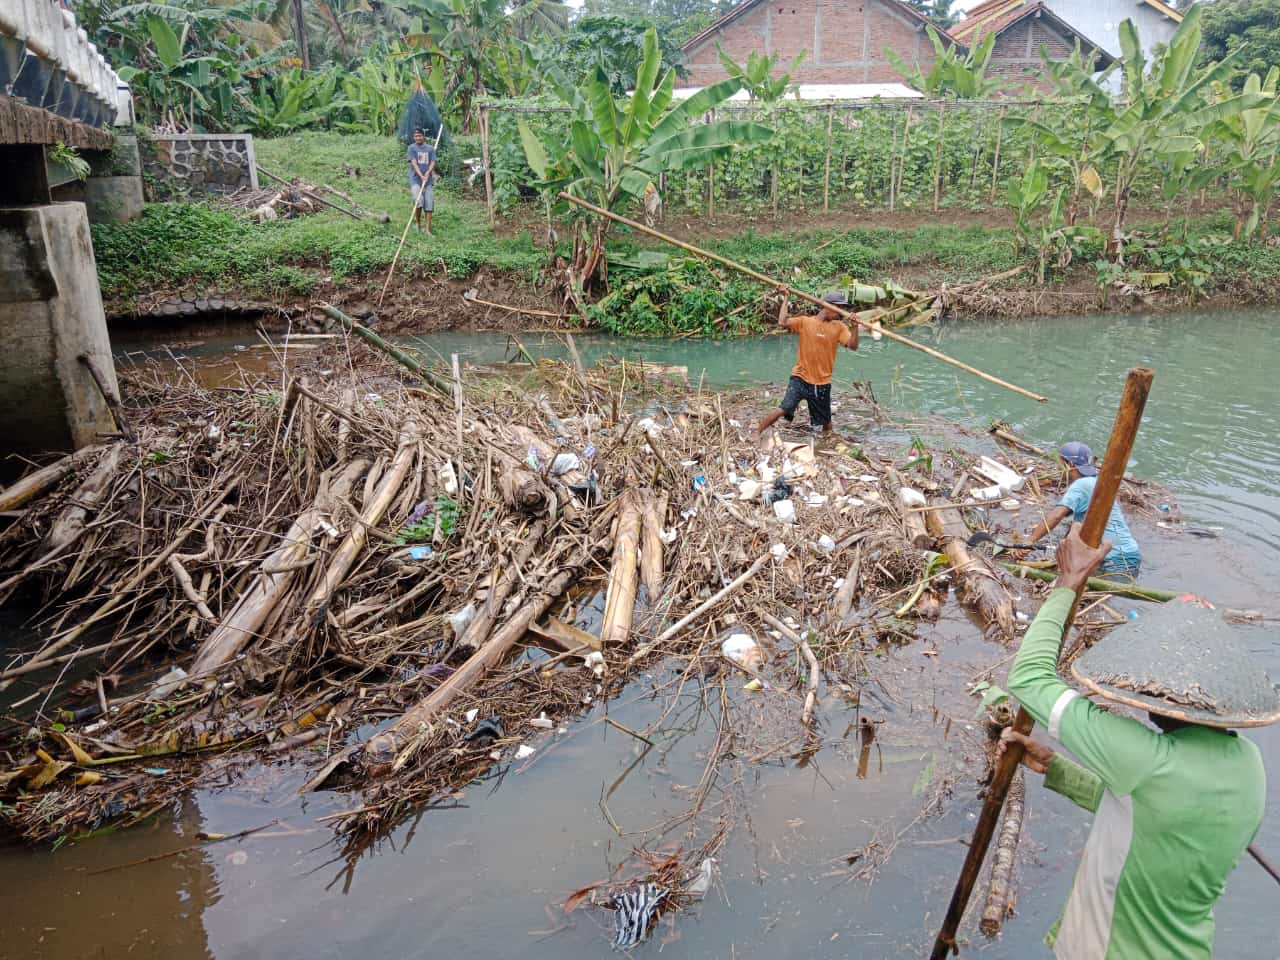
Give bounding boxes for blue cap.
[821,290,849,306]
[1060,441,1098,477]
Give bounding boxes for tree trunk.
[980,769,1025,935]
[926,507,1015,642]
[291,0,310,71]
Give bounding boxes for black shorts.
[779,376,832,427]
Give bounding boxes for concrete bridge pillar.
[0,202,118,460]
[83,133,143,223]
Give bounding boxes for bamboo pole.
[78,354,135,442]
[557,193,1048,403]
[640,490,667,603]
[319,304,452,395]
[929,366,1153,960]
[889,109,899,212]
[823,105,833,213]
[0,445,104,513]
[999,561,1178,604]
[933,100,946,213]
[990,105,1006,204]
[480,104,496,229]
[897,105,914,207]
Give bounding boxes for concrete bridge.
[1,0,138,470]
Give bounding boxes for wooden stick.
[628,553,770,665]
[933,100,946,213]
[1000,562,1178,604]
[929,367,1153,960]
[459,520,548,649]
[823,105,833,214]
[990,105,1006,204]
[480,105,496,229]
[78,354,135,442]
[557,194,1048,403]
[640,490,667,603]
[378,175,430,308]
[1250,844,1280,886]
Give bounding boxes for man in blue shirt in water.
[1023,441,1142,576]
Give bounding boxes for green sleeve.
[1008,587,1165,797]
[1044,753,1104,813]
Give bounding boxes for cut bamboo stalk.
[601,488,643,646]
[0,444,104,513]
[557,194,1048,404]
[897,104,914,205]
[367,562,587,764]
[640,490,667,603]
[930,367,1153,960]
[933,100,946,212]
[78,354,135,442]
[980,769,1025,935]
[304,422,417,619]
[833,543,863,619]
[190,460,369,678]
[1000,562,1178,604]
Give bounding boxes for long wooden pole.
[928,366,1154,959]
[557,193,1048,404]
[480,105,496,229]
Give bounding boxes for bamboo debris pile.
[0,341,1163,878]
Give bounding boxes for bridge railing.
[0,0,131,130]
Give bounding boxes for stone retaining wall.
[143,133,258,198]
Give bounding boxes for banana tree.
[520,27,772,293]
[715,43,806,101]
[887,26,1002,99]
[1212,69,1280,240]
[1099,7,1256,259]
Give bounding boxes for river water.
[4,309,1279,959]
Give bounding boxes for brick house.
[680,0,1155,95]
[680,0,944,88]
[950,1,1117,91]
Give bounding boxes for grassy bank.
[91,132,1280,330]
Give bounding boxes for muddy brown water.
[4,309,1279,959]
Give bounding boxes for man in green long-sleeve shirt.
[1003,525,1271,959]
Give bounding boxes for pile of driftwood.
[227,168,388,224]
[0,326,1170,940]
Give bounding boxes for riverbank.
[92,133,1280,335]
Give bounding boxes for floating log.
[190,460,369,679]
[980,769,1025,935]
[601,488,643,646]
[927,506,1014,642]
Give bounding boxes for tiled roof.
[949,0,1116,68]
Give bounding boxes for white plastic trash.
[974,456,1024,492]
[152,666,188,700]
[528,713,554,729]
[1001,498,1021,511]
[816,534,836,553]
[770,542,788,561]
[447,602,477,641]
[772,499,796,523]
[721,632,764,671]
[551,453,581,475]
[515,745,536,759]
[437,461,459,495]
[898,486,927,508]
[584,651,606,677]
[738,479,761,500]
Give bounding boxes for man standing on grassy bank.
[407,128,436,235]
[755,289,859,440]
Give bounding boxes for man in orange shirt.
[755,289,860,439]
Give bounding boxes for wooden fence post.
[480,104,496,230]
[990,104,1006,204]
[897,104,914,207]
[888,109,899,211]
[706,109,715,220]
[932,100,946,213]
[823,105,834,213]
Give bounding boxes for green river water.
[2,308,1278,959]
